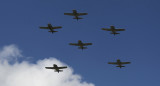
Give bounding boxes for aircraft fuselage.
[53,64,61,73]
[48,24,53,31]
[116,59,125,68]
[73,10,78,16]
[77,40,87,50]
[110,26,117,34]
[117,59,122,66]
[78,40,84,47]
[72,10,81,20]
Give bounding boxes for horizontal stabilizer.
[111,33,120,34]
[48,31,58,32]
[78,47,87,49]
[55,70,63,72]
[59,70,63,72]
[116,66,125,67]
[73,17,83,19]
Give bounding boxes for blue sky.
[0,0,160,86]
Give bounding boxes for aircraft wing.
[64,13,74,16]
[108,62,118,65]
[40,27,49,29]
[69,43,79,46]
[77,13,88,16]
[121,62,131,64]
[115,29,125,31]
[102,28,112,31]
[45,67,54,69]
[53,26,62,29]
[83,43,92,46]
[58,66,67,69]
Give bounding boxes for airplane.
[102,26,125,35]
[69,40,92,50]
[108,59,131,68]
[45,64,67,73]
[64,10,88,21]
[40,24,62,34]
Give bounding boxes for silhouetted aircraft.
[64,10,88,21]
[108,59,130,68]
[69,40,92,50]
[102,26,125,35]
[45,64,67,73]
[40,24,62,34]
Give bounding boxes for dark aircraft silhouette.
[45,64,67,73]
[108,59,131,68]
[102,26,125,35]
[40,24,62,34]
[64,10,88,21]
[69,40,92,50]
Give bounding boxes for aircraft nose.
[53,64,56,66]
[117,59,120,61]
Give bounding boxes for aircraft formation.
[40,10,130,73]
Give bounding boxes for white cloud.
[0,45,95,86]
[0,44,22,63]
